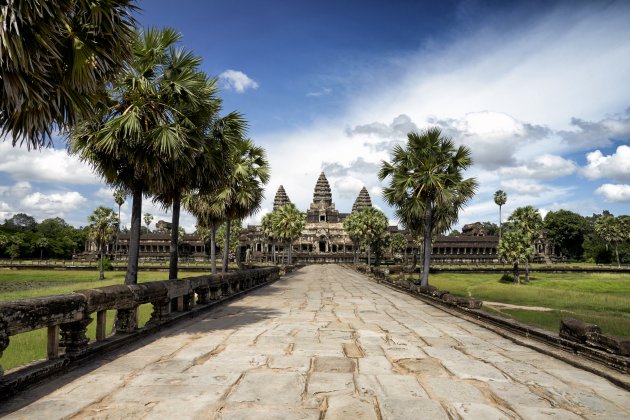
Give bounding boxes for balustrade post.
[196,287,210,305]
[148,298,170,326]
[47,325,60,359]
[183,293,194,311]
[59,317,92,357]
[115,308,137,333]
[96,310,107,341]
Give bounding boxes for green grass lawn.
[408,272,630,337]
[0,269,202,371]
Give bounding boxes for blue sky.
[1,0,629,232]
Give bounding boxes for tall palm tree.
[87,206,118,280]
[69,28,212,285]
[498,228,531,284]
[273,204,305,265]
[494,190,507,240]
[379,128,477,286]
[36,237,49,261]
[183,193,224,275]
[212,138,270,272]
[261,212,279,264]
[508,206,543,282]
[113,189,126,260]
[343,207,388,266]
[1,0,137,148]
[595,215,625,268]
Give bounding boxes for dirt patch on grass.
[483,301,554,312]
[0,281,67,294]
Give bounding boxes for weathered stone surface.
[313,356,355,373]
[325,395,377,419]
[2,265,629,419]
[227,372,305,405]
[560,317,601,343]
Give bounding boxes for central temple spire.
[313,172,332,205]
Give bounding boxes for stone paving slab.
[2,264,630,419]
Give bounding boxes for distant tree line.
[0,213,87,260]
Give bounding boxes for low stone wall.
[0,267,280,399]
[356,265,630,376]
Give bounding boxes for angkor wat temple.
[87,172,557,264]
[240,172,510,264]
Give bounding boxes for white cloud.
[219,70,259,93]
[499,154,577,179]
[20,191,87,213]
[0,142,100,184]
[333,176,364,199]
[307,88,332,97]
[94,187,117,202]
[500,179,551,196]
[582,145,630,182]
[595,184,630,203]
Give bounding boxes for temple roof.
[273,185,291,210]
[313,172,332,205]
[352,186,372,212]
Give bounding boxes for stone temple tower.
[307,172,340,223]
[352,186,372,212]
[273,185,291,210]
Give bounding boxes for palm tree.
[498,228,531,284]
[595,215,625,268]
[508,206,543,282]
[36,237,49,261]
[273,204,305,265]
[379,128,477,286]
[212,138,270,273]
[0,0,137,148]
[390,233,408,263]
[113,189,126,260]
[343,207,389,266]
[494,190,507,240]
[183,193,224,275]
[69,28,212,285]
[87,206,118,280]
[261,212,279,264]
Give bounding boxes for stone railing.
[357,265,630,376]
[0,267,280,396]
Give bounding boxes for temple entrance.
[319,241,326,252]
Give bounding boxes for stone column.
[59,317,92,358]
[115,308,138,333]
[148,299,171,326]
[196,287,210,305]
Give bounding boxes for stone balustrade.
[0,267,280,379]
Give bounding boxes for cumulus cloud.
[0,142,100,184]
[219,70,259,93]
[595,184,630,203]
[321,157,381,178]
[559,108,630,148]
[333,176,364,199]
[500,179,551,196]
[582,145,630,182]
[20,191,87,213]
[346,114,419,140]
[499,154,577,179]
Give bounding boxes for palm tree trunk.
[615,244,621,268]
[99,244,105,280]
[499,206,501,242]
[420,202,433,287]
[115,204,121,261]
[210,225,217,275]
[288,240,292,265]
[525,258,530,282]
[513,262,520,284]
[223,219,230,273]
[367,243,371,266]
[40,247,43,260]
[125,182,142,285]
[168,192,181,280]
